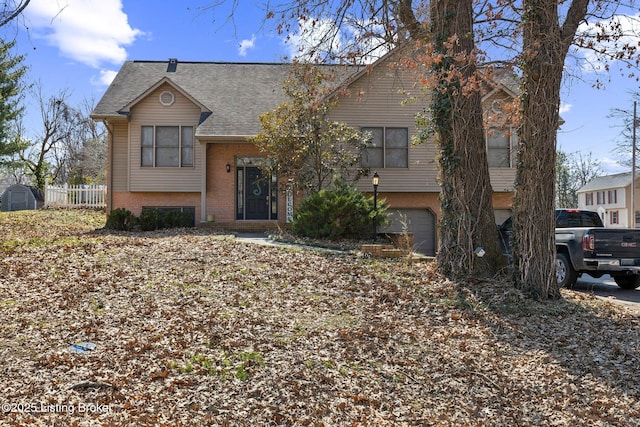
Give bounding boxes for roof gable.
[118,77,211,117]
[92,60,298,136]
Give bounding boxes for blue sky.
[4,0,640,175]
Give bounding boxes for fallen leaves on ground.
[0,210,639,426]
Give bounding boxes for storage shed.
[0,184,44,212]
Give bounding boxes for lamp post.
[372,172,379,242]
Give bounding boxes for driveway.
[571,274,640,315]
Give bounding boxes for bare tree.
[20,86,79,190]
[413,1,506,277]
[0,0,30,28]
[58,98,107,185]
[509,0,640,299]
[556,150,602,208]
[611,95,640,168]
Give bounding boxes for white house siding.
[128,83,203,192]
[578,186,629,228]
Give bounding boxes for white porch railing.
[44,184,107,208]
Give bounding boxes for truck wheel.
[556,253,578,288]
[613,275,640,290]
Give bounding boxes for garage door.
[381,209,436,256]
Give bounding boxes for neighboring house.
[91,49,520,255]
[577,172,640,228]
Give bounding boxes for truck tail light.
[582,234,595,251]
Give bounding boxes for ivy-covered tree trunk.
[430,0,505,279]
[513,0,589,299]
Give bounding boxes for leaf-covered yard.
[0,210,639,426]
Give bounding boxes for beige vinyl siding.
[111,122,129,192]
[489,169,517,192]
[129,83,203,192]
[328,61,438,193]
[330,60,518,193]
[483,91,517,191]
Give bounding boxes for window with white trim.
[610,210,619,225]
[608,189,617,204]
[487,128,515,168]
[361,127,408,169]
[141,125,194,167]
[585,192,593,206]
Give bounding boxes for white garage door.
[382,209,436,256]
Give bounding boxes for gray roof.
[578,172,633,192]
[92,60,356,137]
[92,53,521,138]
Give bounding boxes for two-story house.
[91,49,519,255]
[578,172,640,228]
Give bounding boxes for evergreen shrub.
[139,209,161,231]
[292,179,388,240]
[105,208,136,231]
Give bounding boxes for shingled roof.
[578,172,633,192]
[91,60,357,137]
[92,52,522,138]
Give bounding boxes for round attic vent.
[159,90,175,106]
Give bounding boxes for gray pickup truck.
[498,209,640,289]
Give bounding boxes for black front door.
[245,167,269,220]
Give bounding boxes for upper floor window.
[141,125,194,167]
[361,127,408,169]
[608,189,617,204]
[487,128,515,168]
[585,192,593,206]
[597,191,605,205]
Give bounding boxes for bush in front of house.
[105,208,137,231]
[161,210,194,229]
[107,208,195,231]
[292,179,388,240]
[139,209,162,231]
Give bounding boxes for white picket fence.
[44,184,107,208]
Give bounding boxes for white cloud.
[576,13,640,73]
[559,102,572,115]
[90,69,118,86]
[601,157,629,175]
[25,0,143,68]
[238,35,256,57]
[285,18,342,61]
[284,17,389,63]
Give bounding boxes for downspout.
[101,119,114,213]
[200,141,207,225]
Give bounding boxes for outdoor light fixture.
[226,163,231,173]
[372,172,379,242]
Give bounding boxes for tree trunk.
[430,0,505,279]
[513,0,565,299]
